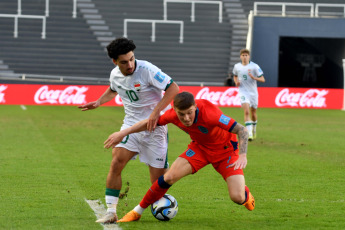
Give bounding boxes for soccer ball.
[151,194,178,221]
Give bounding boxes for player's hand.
[104,132,123,149]
[78,101,100,111]
[248,73,256,80]
[229,154,247,170]
[235,81,241,87]
[147,111,159,132]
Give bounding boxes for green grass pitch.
[1,105,344,229]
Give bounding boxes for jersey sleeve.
[109,68,117,92]
[255,64,264,77]
[157,107,176,126]
[145,62,173,90]
[204,100,237,132]
[232,64,238,76]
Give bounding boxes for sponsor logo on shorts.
[154,72,165,83]
[186,149,195,157]
[198,126,208,134]
[156,158,163,161]
[219,114,231,125]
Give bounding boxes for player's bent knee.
[163,173,177,185]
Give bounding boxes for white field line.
[85,199,122,230]
[20,105,27,110]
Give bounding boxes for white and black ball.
[151,194,178,221]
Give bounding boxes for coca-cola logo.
[0,85,7,103]
[275,88,328,108]
[34,85,88,105]
[196,87,241,106]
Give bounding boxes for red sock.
[139,177,170,208]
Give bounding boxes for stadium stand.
[0,0,232,85]
[93,0,232,85]
[0,0,112,84]
[0,0,344,85]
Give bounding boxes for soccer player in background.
[78,38,179,223]
[103,92,255,222]
[233,49,265,141]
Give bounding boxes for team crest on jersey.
[134,82,141,91]
[186,149,195,157]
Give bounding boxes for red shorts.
[180,141,244,180]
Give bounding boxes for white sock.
[245,121,253,136]
[106,195,119,213]
[133,205,145,215]
[253,121,257,135]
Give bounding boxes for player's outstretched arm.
[229,123,249,170]
[147,82,179,132]
[104,119,149,149]
[78,87,117,111]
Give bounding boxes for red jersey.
[158,99,238,152]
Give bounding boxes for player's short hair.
[107,37,136,60]
[173,92,195,110]
[240,48,250,55]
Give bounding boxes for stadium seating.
[0,0,112,81]
[0,0,344,85]
[91,0,232,85]
[0,0,232,85]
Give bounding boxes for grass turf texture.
[1,105,344,229]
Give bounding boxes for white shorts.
[115,124,169,169]
[239,91,258,109]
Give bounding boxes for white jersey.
[233,61,264,96]
[109,59,173,125]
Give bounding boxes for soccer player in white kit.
[78,38,179,223]
[233,49,265,141]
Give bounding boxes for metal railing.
[253,2,314,17]
[73,0,77,18]
[0,0,49,38]
[246,10,254,51]
[123,19,184,43]
[164,0,223,23]
[315,4,345,17]
[0,14,46,39]
[15,0,49,16]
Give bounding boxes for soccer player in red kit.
[103,92,255,222]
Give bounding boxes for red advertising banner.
[0,84,343,109]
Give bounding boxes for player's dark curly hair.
[173,92,195,110]
[106,37,136,60]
